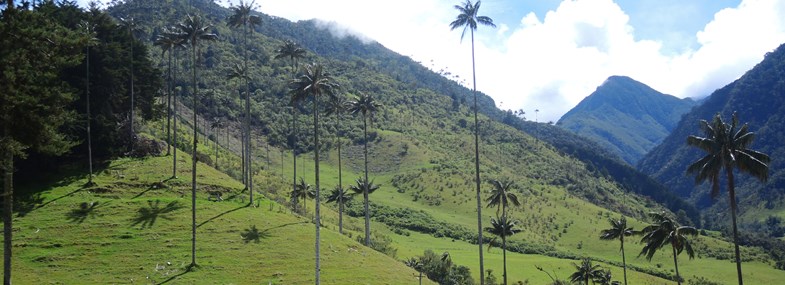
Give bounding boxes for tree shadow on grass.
[157,266,191,285]
[241,225,272,243]
[132,181,170,199]
[197,203,248,228]
[131,200,184,229]
[65,201,105,223]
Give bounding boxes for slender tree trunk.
[621,238,628,285]
[363,114,371,246]
[672,243,681,285]
[336,114,343,234]
[130,43,135,138]
[727,168,743,285]
[190,43,198,268]
[243,21,253,205]
[241,118,246,185]
[313,94,322,285]
[86,46,94,184]
[172,51,178,179]
[166,48,172,156]
[502,234,507,285]
[3,124,13,285]
[470,28,485,285]
[292,107,298,213]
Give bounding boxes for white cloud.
[77,0,785,123]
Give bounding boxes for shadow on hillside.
[131,200,184,229]
[65,201,104,223]
[132,179,173,199]
[241,225,271,243]
[197,203,248,228]
[157,268,190,285]
[15,160,114,217]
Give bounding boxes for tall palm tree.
[449,2,495,282]
[639,211,698,285]
[326,184,353,233]
[687,112,769,285]
[78,20,98,185]
[485,179,520,220]
[275,39,307,211]
[289,62,337,285]
[347,93,381,246]
[292,177,315,215]
[226,61,252,195]
[177,13,217,268]
[404,257,425,285]
[227,0,261,202]
[324,94,349,233]
[592,269,614,285]
[485,215,520,285]
[570,258,603,285]
[118,17,141,138]
[599,216,634,285]
[349,177,381,245]
[154,28,185,157]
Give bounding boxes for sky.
[76,0,785,122]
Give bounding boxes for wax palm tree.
[78,20,98,185]
[292,177,315,215]
[687,112,769,285]
[450,2,495,281]
[177,13,217,268]
[639,211,698,285]
[289,62,337,284]
[349,177,381,246]
[485,215,520,285]
[599,216,634,285]
[592,269,615,285]
[227,0,261,201]
[485,179,520,219]
[324,93,349,232]
[326,184,353,233]
[405,257,425,285]
[275,39,307,210]
[154,27,185,157]
[226,61,254,199]
[570,258,603,285]
[347,93,381,246]
[118,17,141,137]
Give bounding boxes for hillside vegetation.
[558,76,696,165]
[5,0,785,284]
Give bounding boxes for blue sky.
[75,0,784,122]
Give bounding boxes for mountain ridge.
[557,75,697,164]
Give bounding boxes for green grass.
[5,152,431,284]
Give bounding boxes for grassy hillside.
[8,146,430,284]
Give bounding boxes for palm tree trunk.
[313,94,322,285]
[86,46,94,184]
[337,114,343,234]
[672,244,681,285]
[190,43,198,268]
[172,51,178,179]
[363,114,371,246]
[470,28,485,285]
[241,125,245,185]
[502,235,508,285]
[243,21,253,204]
[166,49,172,156]
[621,237,628,285]
[727,168,743,285]
[292,107,298,213]
[3,122,14,285]
[130,43,135,138]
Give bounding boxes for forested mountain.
[557,76,696,165]
[7,0,785,283]
[638,42,785,230]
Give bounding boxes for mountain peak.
[557,76,697,164]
